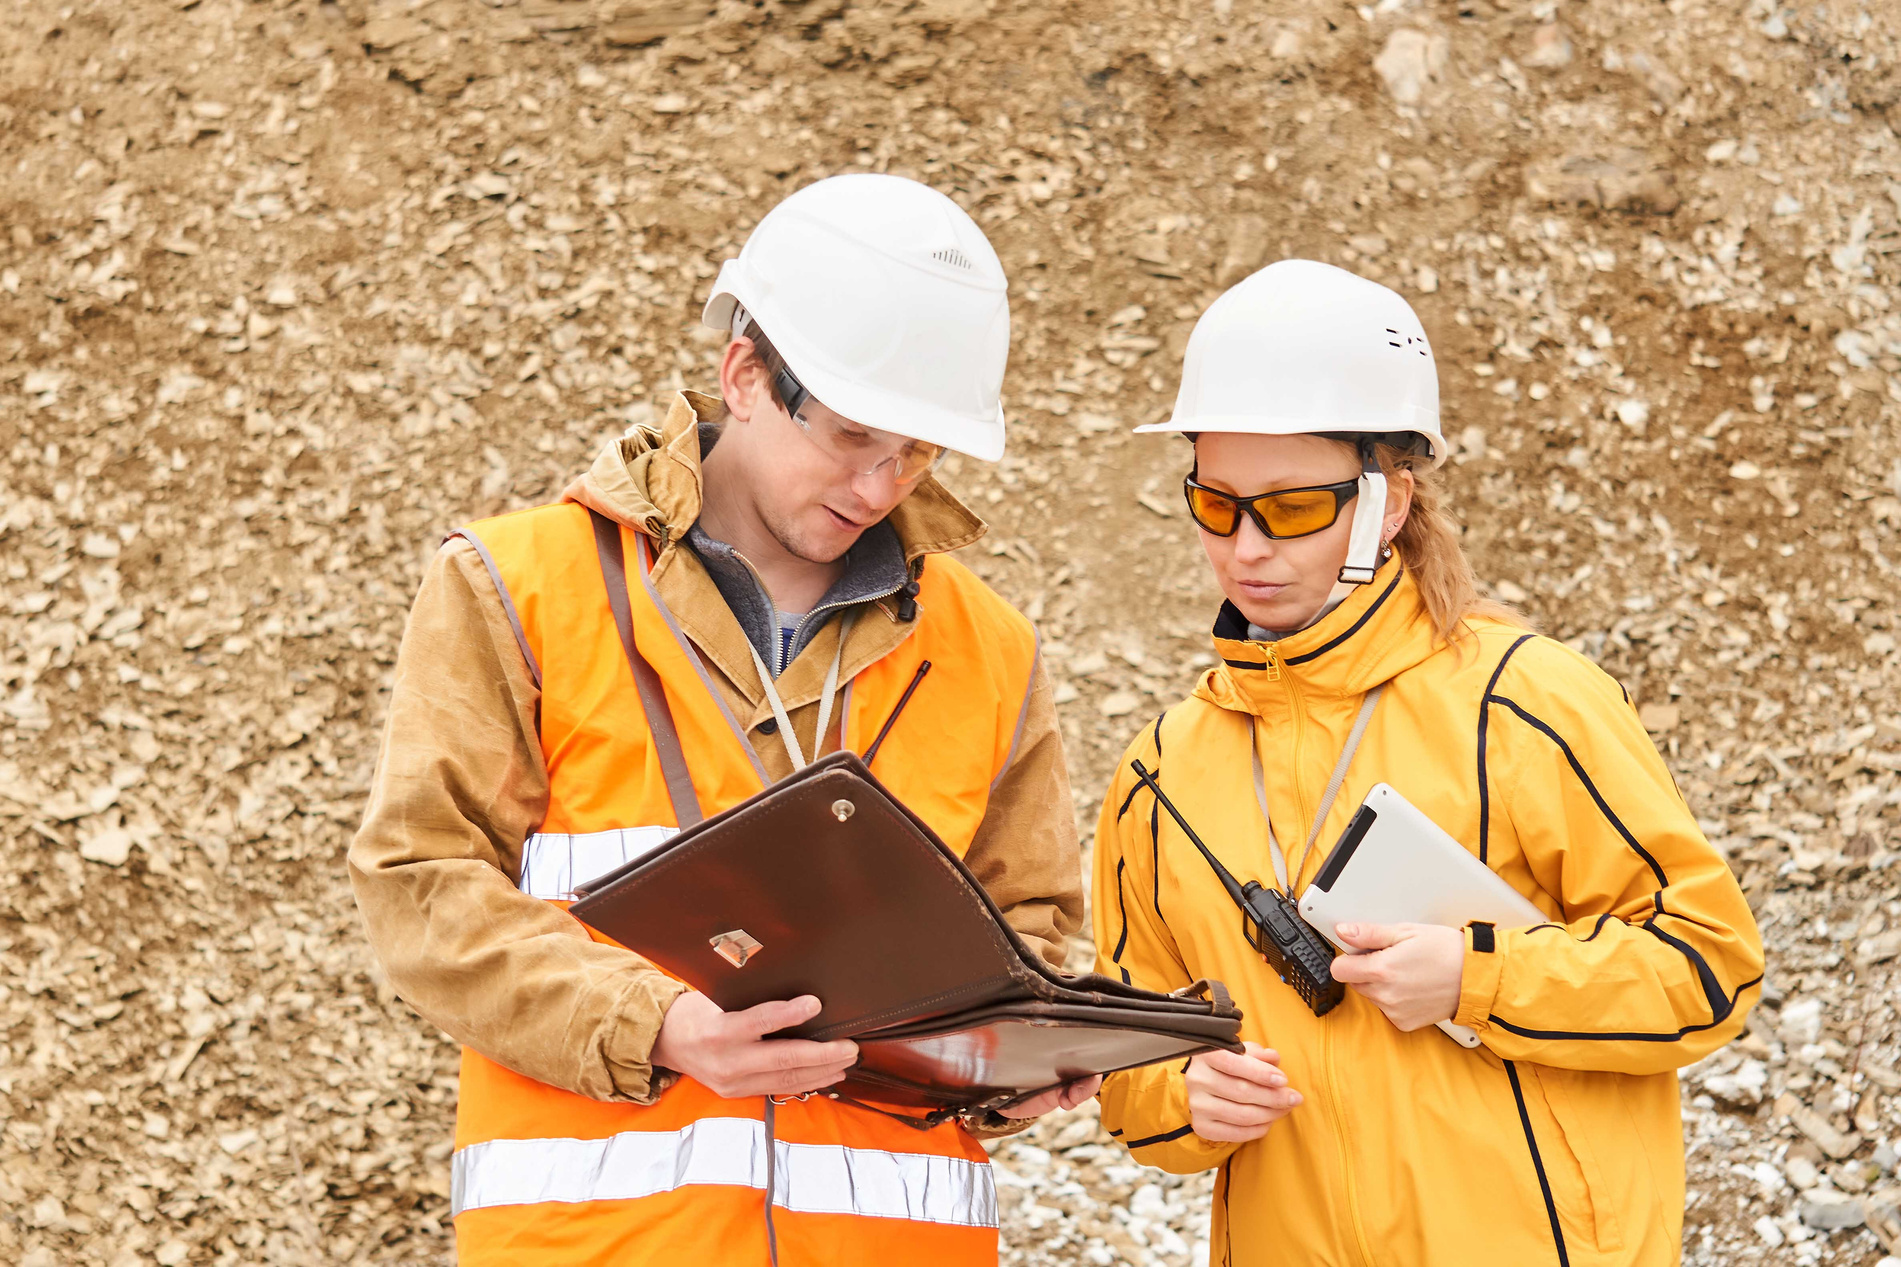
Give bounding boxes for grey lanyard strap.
[745,610,856,771]
[590,510,703,828]
[1251,685,1384,895]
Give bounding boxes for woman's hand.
[1328,923,1464,1032]
[1184,1042,1301,1142]
[1002,1076,1104,1120]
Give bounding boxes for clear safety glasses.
[1182,475,1360,540]
[774,367,946,486]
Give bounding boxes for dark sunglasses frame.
[1182,475,1360,540]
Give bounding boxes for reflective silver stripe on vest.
[516,826,677,901]
[772,1137,996,1226]
[452,1119,997,1229]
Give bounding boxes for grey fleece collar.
[684,425,913,678]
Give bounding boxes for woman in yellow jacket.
[1094,261,1764,1267]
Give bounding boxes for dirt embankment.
[2,0,1900,1263]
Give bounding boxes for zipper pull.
[1262,644,1282,682]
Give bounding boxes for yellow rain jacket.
[1094,556,1763,1267]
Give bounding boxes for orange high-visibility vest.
[446,501,1041,1266]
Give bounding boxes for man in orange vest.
[350,174,1097,1264]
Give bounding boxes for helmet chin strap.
[1328,445,1388,605]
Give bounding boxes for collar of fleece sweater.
[684,475,910,679]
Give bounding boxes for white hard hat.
[1139,260,1444,597]
[702,174,1011,462]
[1136,258,1444,466]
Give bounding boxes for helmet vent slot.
[1385,328,1430,357]
[932,247,975,271]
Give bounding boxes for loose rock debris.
[3,0,1901,1262]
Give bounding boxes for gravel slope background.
[3,0,1901,1263]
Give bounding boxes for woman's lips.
[1237,580,1289,597]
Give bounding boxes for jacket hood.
[1194,552,1447,714]
[561,390,989,565]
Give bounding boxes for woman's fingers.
[1185,1048,1302,1141]
[1204,1080,1302,1115]
[1189,1092,1289,1128]
[1333,922,1407,952]
[999,1075,1106,1121]
[1187,1089,1294,1136]
[1001,1088,1063,1120]
[1058,1075,1105,1110]
[1329,924,1465,1031]
[1199,1046,1288,1087]
[1190,1117,1272,1143]
[1191,1054,1288,1094]
[1326,951,1386,986]
[1193,1065,1294,1107]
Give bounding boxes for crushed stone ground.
[3,0,1901,1263]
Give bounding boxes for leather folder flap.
[863,1001,1247,1047]
[845,1010,1240,1109]
[1008,971,1245,1016]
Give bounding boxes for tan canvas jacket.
[349,391,1083,1108]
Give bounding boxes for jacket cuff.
[1453,923,1505,1030]
[603,972,694,1104]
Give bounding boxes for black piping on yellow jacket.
[1093,553,1764,1267]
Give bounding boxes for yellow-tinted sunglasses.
[1182,475,1360,539]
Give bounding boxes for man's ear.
[719,338,764,424]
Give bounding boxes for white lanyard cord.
[1251,685,1384,894]
[745,610,857,771]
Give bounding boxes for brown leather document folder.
[570,512,1242,1122]
[571,751,1244,1119]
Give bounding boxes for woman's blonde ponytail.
[1375,442,1527,645]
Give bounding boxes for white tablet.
[1298,783,1549,1048]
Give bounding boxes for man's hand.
[1327,922,1464,1032]
[650,992,859,1099]
[1184,1043,1301,1142]
[1001,1076,1104,1121]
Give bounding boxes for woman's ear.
[718,337,764,424]
[1383,465,1417,541]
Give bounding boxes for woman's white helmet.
[1138,259,1445,593]
[702,174,1011,462]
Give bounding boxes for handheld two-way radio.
[1129,760,1345,1017]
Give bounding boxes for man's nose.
[851,463,907,514]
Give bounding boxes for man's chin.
[775,515,862,565]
